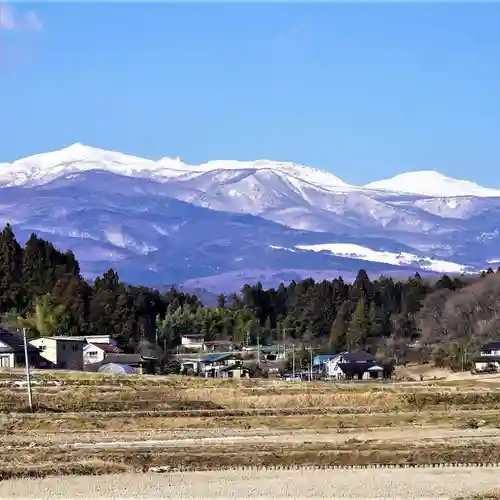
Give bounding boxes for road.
[1,468,499,498]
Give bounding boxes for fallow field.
[1,368,500,498]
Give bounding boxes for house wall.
[181,336,205,350]
[0,353,15,368]
[30,338,84,370]
[200,358,239,377]
[83,344,105,365]
[324,356,342,378]
[362,370,382,380]
[57,341,84,370]
[221,368,249,379]
[475,361,500,372]
[30,338,57,367]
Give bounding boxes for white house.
[324,351,383,380]
[29,336,86,371]
[181,334,205,350]
[83,342,123,365]
[473,341,500,373]
[199,353,241,377]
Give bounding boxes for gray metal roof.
[0,328,39,353]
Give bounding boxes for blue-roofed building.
[199,353,243,378]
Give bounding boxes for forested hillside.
[1,224,499,367]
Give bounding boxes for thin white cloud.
[24,11,42,31]
[0,3,16,30]
[0,3,42,31]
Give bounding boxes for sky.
[1,2,499,186]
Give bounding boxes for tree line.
[1,224,499,366]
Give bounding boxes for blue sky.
[1,2,499,186]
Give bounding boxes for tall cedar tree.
[346,298,370,350]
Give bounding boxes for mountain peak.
[365,170,500,198]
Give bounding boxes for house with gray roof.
[324,351,384,380]
[0,328,40,368]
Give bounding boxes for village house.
[83,342,123,365]
[473,341,500,373]
[181,334,205,350]
[260,345,287,361]
[180,334,237,353]
[203,340,236,352]
[218,364,250,379]
[323,351,384,380]
[0,328,40,368]
[29,336,86,371]
[199,353,242,378]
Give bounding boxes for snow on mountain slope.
[365,171,500,198]
[0,143,194,187]
[196,160,350,191]
[294,243,470,274]
[1,144,499,289]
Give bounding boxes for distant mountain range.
[1,143,499,292]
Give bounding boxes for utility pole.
[309,346,313,382]
[256,331,261,368]
[292,344,295,378]
[22,328,33,413]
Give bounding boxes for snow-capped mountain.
[365,171,500,198]
[1,144,499,290]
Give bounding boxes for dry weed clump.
[454,491,500,500]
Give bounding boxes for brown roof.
[90,343,123,354]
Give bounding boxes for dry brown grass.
[3,370,500,480]
[3,372,500,413]
[1,439,500,479]
[454,491,500,500]
[3,408,500,435]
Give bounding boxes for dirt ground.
[1,468,499,499]
[4,426,500,448]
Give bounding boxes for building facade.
[30,337,85,371]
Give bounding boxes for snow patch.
[294,243,468,274]
[365,171,500,198]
